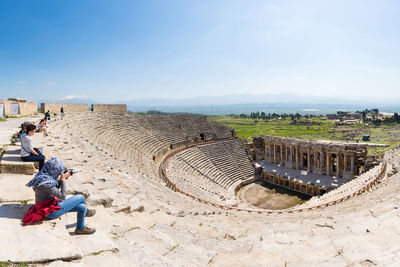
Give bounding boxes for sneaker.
[75,226,96,235]
[86,209,96,217]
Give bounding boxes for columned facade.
[261,135,364,179]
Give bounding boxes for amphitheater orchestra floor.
[254,160,352,189]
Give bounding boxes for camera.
[64,169,74,176]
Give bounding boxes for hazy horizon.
[27,93,400,116]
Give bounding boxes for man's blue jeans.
[47,194,87,230]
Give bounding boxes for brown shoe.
[75,226,96,235]
[86,209,96,217]
[34,162,39,169]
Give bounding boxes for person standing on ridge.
[60,106,65,120]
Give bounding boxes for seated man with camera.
[23,157,96,235]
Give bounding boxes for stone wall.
[19,102,38,116]
[91,104,127,114]
[261,171,325,196]
[0,100,38,116]
[40,103,89,113]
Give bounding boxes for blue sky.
[0,0,399,102]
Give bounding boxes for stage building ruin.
[250,135,369,196]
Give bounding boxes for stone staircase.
[0,146,35,175]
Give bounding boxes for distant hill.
[125,103,400,116]
[37,98,97,105]
[121,93,398,107]
[121,94,400,115]
[35,94,400,116]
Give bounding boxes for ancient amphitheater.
[1,111,400,266]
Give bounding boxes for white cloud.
[47,82,56,86]
[18,81,28,84]
[64,95,87,99]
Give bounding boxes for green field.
[208,116,400,154]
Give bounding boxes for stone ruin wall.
[0,100,38,116]
[19,102,38,115]
[91,104,127,114]
[41,103,127,114]
[41,103,89,113]
[250,135,368,180]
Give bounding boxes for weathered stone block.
[0,146,35,175]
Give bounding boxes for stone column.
[292,146,295,163]
[295,146,299,169]
[307,151,311,172]
[336,152,340,178]
[280,145,284,166]
[264,146,268,159]
[320,152,324,168]
[314,152,317,168]
[351,155,355,174]
[344,154,348,172]
[272,145,275,162]
[326,153,330,176]
[269,145,272,160]
[285,146,290,164]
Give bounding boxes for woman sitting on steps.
[20,123,46,170]
[23,157,96,235]
[37,119,48,136]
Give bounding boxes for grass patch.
[18,200,29,205]
[0,263,29,267]
[92,250,105,256]
[5,115,29,119]
[127,226,141,232]
[209,116,400,154]
[0,117,6,122]
[209,117,335,141]
[163,244,179,256]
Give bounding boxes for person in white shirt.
[21,124,45,170]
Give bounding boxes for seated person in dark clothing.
[20,124,45,170]
[25,157,96,234]
[44,110,51,120]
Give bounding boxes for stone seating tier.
[163,139,256,203]
[198,143,247,183]
[223,140,255,177]
[176,151,229,189]
[63,113,250,198]
[297,164,382,208]
[0,146,35,175]
[165,158,227,203]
